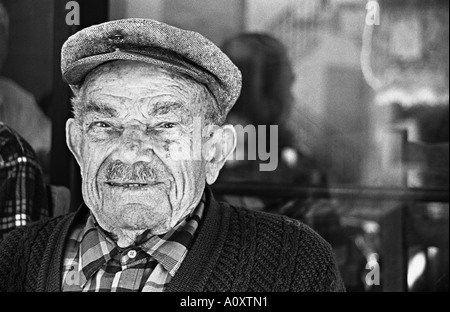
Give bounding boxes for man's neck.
[90,214,149,249]
[109,228,147,249]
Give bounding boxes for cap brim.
[65,49,217,90]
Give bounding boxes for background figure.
[219,33,327,215]
[222,33,295,135]
[0,2,52,169]
[0,123,49,240]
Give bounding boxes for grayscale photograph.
[0,0,448,301]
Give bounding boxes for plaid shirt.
[0,123,49,240]
[62,194,205,292]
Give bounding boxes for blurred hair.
[0,1,9,67]
[222,33,295,126]
[0,1,8,34]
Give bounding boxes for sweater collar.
[165,186,232,292]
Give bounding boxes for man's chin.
[120,202,153,210]
[98,203,172,233]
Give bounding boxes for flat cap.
[61,18,242,122]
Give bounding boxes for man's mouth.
[105,182,159,189]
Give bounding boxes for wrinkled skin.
[66,61,236,248]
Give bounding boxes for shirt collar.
[141,197,204,275]
[77,216,118,286]
[77,194,205,284]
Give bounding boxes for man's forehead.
[82,61,196,101]
[84,92,194,113]
[83,98,192,119]
[81,64,198,117]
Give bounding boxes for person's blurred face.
[66,61,225,237]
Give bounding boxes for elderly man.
[0,19,344,292]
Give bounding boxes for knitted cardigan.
[0,188,345,292]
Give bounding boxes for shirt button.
[128,250,137,259]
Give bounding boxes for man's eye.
[91,122,111,128]
[158,122,177,129]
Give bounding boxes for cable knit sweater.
[0,188,345,292]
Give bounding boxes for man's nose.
[114,124,154,163]
[124,125,146,149]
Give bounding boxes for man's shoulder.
[221,201,332,251]
[211,200,344,291]
[0,213,76,291]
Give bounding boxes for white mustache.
[105,160,164,183]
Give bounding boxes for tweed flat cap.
[61,18,242,122]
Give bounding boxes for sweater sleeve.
[0,217,64,292]
[0,226,28,291]
[316,245,346,292]
[289,220,346,292]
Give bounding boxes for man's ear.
[205,125,236,185]
[66,118,83,169]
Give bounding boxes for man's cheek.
[81,144,112,179]
[84,127,122,143]
[175,158,206,185]
[164,138,193,161]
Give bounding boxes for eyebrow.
[83,101,119,118]
[149,102,191,116]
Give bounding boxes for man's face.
[68,61,211,236]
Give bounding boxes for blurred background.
[0,0,448,292]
